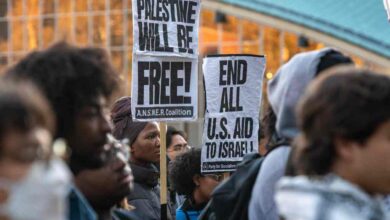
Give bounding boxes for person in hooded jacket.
[111,96,174,220]
[275,67,390,220]
[248,48,353,220]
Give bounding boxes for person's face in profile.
[130,122,161,164]
[66,94,111,168]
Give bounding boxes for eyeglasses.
[203,173,224,182]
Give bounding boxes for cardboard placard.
[131,55,198,121]
[201,55,266,172]
[132,0,201,58]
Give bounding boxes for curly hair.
[5,42,120,138]
[295,67,390,175]
[168,147,201,197]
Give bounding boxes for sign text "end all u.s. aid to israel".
[201,55,266,173]
[131,56,198,121]
[132,0,200,58]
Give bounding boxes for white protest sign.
[385,0,390,21]
[131,55,198,121]
[201,55,266,173]
[132,0,200,58]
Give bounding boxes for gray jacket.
[248,48,338,220]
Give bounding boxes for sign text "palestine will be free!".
[134,0,199,57]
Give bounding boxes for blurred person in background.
[111,96,174,220]
[248,48,353,220]
[169,148,222,220]
[167,126,190,161]
[276,68,390,220]
[0,80,71,219]
[166,126,190,211]
[5,42,133,220]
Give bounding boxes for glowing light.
[266,72,273,79]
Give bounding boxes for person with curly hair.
[5,42,133,220]
[169,148,222,220]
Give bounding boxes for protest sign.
[385,0,390,21]
[201,55,266,173]
[131,55,198,121]
[132,0,200,58]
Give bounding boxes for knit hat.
[111,96,147,146]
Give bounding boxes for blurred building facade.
[0,0,389,147]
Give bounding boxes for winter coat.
[126,163,161,220]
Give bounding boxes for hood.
[267,48,337,140]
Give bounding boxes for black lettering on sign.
[169,0,178,22]
[233,117,253,138]
[160,62,170,104]
[137,0,198,24]
[162,0,170,21]
[219,117,228,139]
[177,25,194,54]
[138,22,174,52]
[156,0,163,21]
[206,142,217,159]
[149,62,161,104]
[220,87,243,112]
[178,0,188,22]
[219,60,247,85]
[218,141,251,158]
[183,62,192,103]
[137,61,192,105]
[207,117,216,139]
[187,1,197,24]
[138,62,149,104]
[170,62,184,103]
[137,0,145,19]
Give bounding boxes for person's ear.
[334,137,356,162]
[192,174,201,187]
[129,143,136,154]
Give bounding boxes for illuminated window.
[0,1,384,85]
[0,0,133,95]
[264,27,280,75]
[242,20,260,55]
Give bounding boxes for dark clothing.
[126,162,161,220]
[68,186,97,220]
[112,208,146,220]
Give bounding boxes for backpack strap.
[265,137,290,157]
[183,210,191,220]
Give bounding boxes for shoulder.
[257,146,291,183]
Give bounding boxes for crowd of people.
[0,41,389,220]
